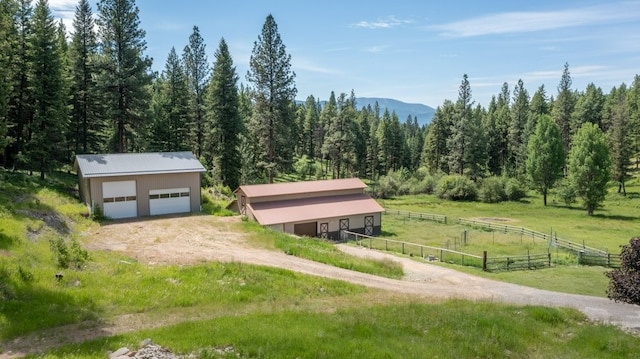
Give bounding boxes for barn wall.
[279,212,382,240]
[88,172,201,217]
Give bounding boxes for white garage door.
[102,180,137,219]
[149,187,190,216]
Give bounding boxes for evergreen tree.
[525,115,564,205]
[523,85,550,163]
[69,0,102,154]
[465,104,487,180]
[182,25,210,157]
[246,14,297,183]
[572,83,604,134]
[607,85,632,194]
[319,92,337,176]
[365,105,380,180]
[206,38,242,189]
[25,0,66,179]
[508,79,529,178]
[626,75,640,169]
[447,74,473,175]
[0,0,18,162]
[6,0,33,169]
[301,95,319,159]
[96,0,152,152]
[322,92,356,178]
[149,47,190,152]
[422,100,453,174]
[553,63,575,162]
[568,123,611,216]
[354,104,370,177]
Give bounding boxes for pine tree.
[523,85,550,162]
[447,74,474,175]
[526,115,564,205]
[69,0,102,154]
[422,100,453,174]
[0,0,18,162]
[149,47,190,152]
[246,14,297,183]
[322,92,356,178]
[96,0,152,153]
[568,123,611,216]
[626,75,640,169]
[553,63,575,162]
[606,85,632,194]
[508,79,529,178]
[465,104,487,180]
[301,95,319,159]
[25,0,66,179]
[206,38,242,189]
[572,83,604,134]
[182,25,210,157]
[6,0,33,169]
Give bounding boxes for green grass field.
[2,169,640,358]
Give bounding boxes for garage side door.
[102,180,137,219]
[149,187,190,216]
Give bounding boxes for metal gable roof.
[237,178,367,198]
[75,152,206,178]
[248,193,385,226]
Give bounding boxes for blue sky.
[50,0,640,108]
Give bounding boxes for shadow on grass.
[0,275,103,344]
[0,231,17,250]
[592,214,639,221]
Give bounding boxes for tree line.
[1,0,639,215]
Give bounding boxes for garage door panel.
[149,188,190,216]
[102,180,137,219]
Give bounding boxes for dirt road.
[2,215,638,358]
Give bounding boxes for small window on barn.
[126,196,136,201]
[104,197,114,203]
[149,194,160,200]
[160,193,170,199]
[170,193,180,198]
[180,192,189,197]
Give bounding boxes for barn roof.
[248,193,384,226]
[237,178,367,198]
[75,152,205,178]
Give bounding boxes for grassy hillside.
[1,170,640,358]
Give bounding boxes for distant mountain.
[355,97,435,126]
[296,97,435,126]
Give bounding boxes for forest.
[1,0,639,215]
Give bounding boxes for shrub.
[49,237,90,270]
[436,175,477,201]
[479,177,507,203]
[606,237,640,305]
[505,178,527,201]
[555,179,577,206]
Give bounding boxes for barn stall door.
[102,180,137,219]
[149,188,191,216]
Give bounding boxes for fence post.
[421,246,424,258]
[440,249,443,262]
[483,251,487,271]
[527,249,530,269]
[607,253,611,267]
[548,252,551,267]
[369,238,372,249]
[402,242,405,255]
[385,239,388,251]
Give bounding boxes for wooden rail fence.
[342,230,552,272]
[384,209,447,224]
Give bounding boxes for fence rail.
[457,218,608,256]
[384,209,447,224]
[342,230,552,272]
[484,252,551,272]
[578,252,621,268]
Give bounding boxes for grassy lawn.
[30,301,640,358]
[2,169,640,358]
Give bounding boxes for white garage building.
[75,152,205,219]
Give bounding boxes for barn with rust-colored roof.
[235,178,384,240]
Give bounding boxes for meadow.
[1,170,639,358]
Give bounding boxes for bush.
[555,179,577,206]
[436,175,477,201]
[606,237,640,305]
[505,178,527,201]
[49,237,90,270]
[479,176,507,203]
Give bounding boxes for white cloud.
[430,2,640,37]
[351,16,413,29]
[49,0,78,32]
